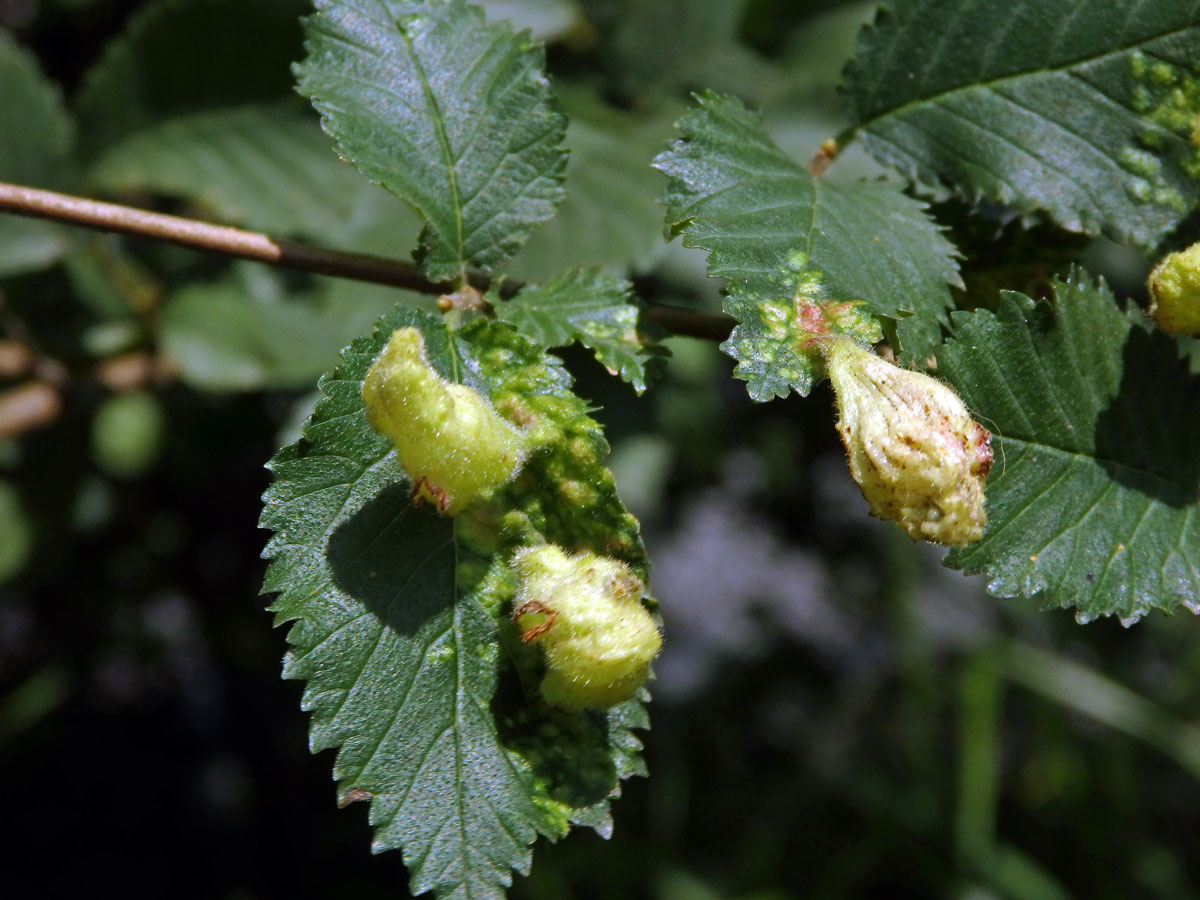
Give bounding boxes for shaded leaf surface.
[495,268,664,392]
[74,0,305,158]
[842,0,1200,246]
[296,0,567,281]
[940,273,1200,623]
[597,0,778,104]
[261,306,650,899]
[655,92,959,400]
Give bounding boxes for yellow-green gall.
[1147,243,1200,337]
[512,544,661,711]
[362,327,531,515]
[823,337,992,546]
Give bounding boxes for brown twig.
[0,381,62,439]
[0,182,454,294]
[0,339,33,378]
[0,181,735,342]
[643,303,734,342]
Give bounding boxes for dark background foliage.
[2,1,1200,898]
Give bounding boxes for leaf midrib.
[399,18,466,280]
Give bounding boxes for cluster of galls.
[359,319,1000,709]
[362,326,661,711]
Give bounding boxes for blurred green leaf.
[842,0,1200,246]
[478,0,583,40]
[295,0,567,281]
[160,264,415,392]
[1000,641,1200,780]
[92,390,165,478]
[600,0,778,103]
[74,0,306,158]
[507,89,674,281]
[0,30,75,276]
[655,91,960,399]
[261,307,650,899]
[0,666,71,741]
[62,238,160,321]
[0,479,32,583]
[941,272,1200,623]
[87,102,419,247]
[495,267,664,392]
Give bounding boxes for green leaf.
[91,391,165,479]
[599,0,778,104]
[506,88,674,281]
[86,102,420,248]
[261,306,650,899]
[0,480,33,585]
[295,0,568,281]
[841,0,1200,247]
[160,264,414,392]
[494,267,665,392]
[75,0,422,253]
[0,31,75,276]
[940,271,1200,624]
[654,91,960,401]
[477,0,583,41]
[74,0,306,159]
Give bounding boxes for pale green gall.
[1147,243,1200,337]
[823,337,992,546]
[512,544,661,711]
[362,326,531,515]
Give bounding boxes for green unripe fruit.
[823,337,991,546]
[362,327,531,515]
[1147,243,1200,337]
[512,544,661,711]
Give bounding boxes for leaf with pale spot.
[261,306,650,899]
[654,91,960,401]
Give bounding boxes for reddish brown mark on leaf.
[513,599,558,643]
[337,788,372,808]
